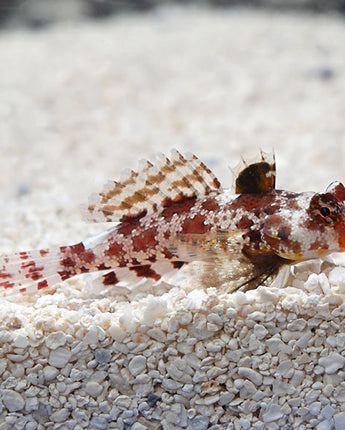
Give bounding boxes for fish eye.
[320,206,331,217]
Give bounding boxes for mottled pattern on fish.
[1,150,345,296]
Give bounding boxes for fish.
[1,149,345,297]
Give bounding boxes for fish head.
[262,182,345,261]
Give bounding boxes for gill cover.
[263,182,345,260]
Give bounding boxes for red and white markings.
[1,150,345,296]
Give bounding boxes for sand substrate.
[2,259,345,429]
[2,4,345,430]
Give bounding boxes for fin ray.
[0,248,63,296]
[83,150,222,223]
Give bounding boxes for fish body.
[1,150,345,296]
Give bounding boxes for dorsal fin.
[234,150,276,194]
[83,150,222,223]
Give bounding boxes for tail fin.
[0,247,68,297]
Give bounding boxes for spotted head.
[262,182,345,261]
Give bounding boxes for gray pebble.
[95,348,112,363]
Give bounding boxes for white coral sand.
[1,258,345,429]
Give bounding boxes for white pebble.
[305,389,320,403]
[13,334,29,349]
[129,356,147,376]
[318,273,330,294]
[177,311,193,326]
[277,360,292,374]
[295,331,313,349]
[115,395,131,409]
[131,423,148,430]
[162,379,183,390]
[167,318,179,333]
[309,401,321,416]
[11,363,24,378]
[319,352,345,374]
[7,353,26,362]
[250,311,265,322]
[85,381,103,397]
[329,267,345,289]
[45,331,66,349]
[91,416,108,429]
[0,358,7,375]
[287,318,307,331]
[108,324,126,342]
[193,313,207,331]
[142,298,167,325]
[207,313,223,325]
[132,381,152,396]
[183,290,209,310]
[322,405,335,420]
[43,366,59,382]
[262,404,283,423]
[48,347,71,368]
[219,392,235,405]
[2,389,25,412]
[240,380,257,398]
[147,328,166,342]
[240,418,251,430]
[84,326,99,344]
[238,367,263,386]
[317,420,333,430]
[205,340,222,353]
[0,330,13,343]
[195,394,219,405]
[25,396,39,412]
[335,412,345,430]
[266,337,286,355]
[50,408,70,422]
[177,342,194,354]
[254,324,268,340]
[234,291,250,306]
[74,408,90,421]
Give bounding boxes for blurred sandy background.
[1,2,345,255]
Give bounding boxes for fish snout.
[325,182,345,252]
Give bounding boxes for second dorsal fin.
[235,150,276,194]
[83,150,222,223]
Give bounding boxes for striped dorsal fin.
[83,150,222,223]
